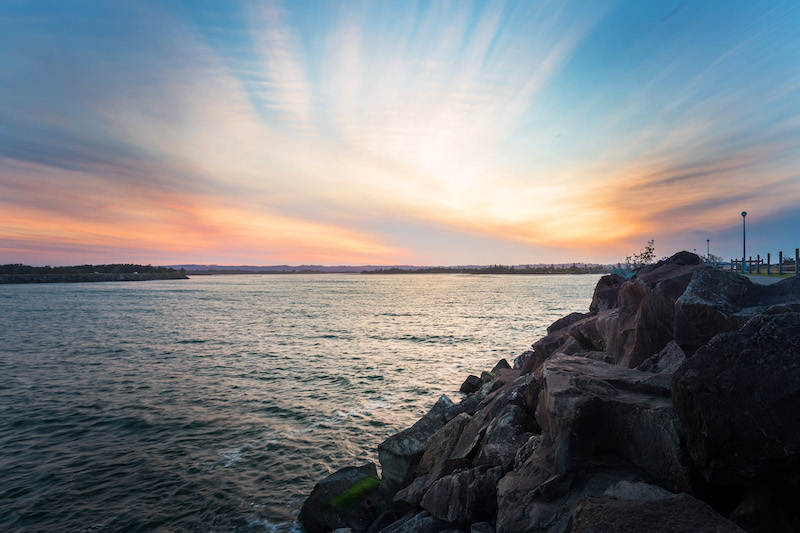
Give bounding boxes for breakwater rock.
[299,252,800,533]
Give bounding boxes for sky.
[1,0,799,266]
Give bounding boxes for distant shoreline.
[0,272,189,284]
[184,270,608,276]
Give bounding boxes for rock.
[729,488,800,533]
[600,480,674,501]
[564,491,744,532]
[537,356,686,488]
[512,350,535,370]
[497,355,690,532]
[417,413,473,477]
[299,463,386,533]
[460,375,482,394]
[675,271,800,353]
[673,269,759,352]
[445,395,483,419]
[420,465,503,525]
[366,511,396,533]
[636,340,685,374]
[589,274,626,314]
[547,312,590,334]
[550,335,585,357]
[469,522,494,533]
[513,434,542,471]
[449,374,537,462]
[610,279,675,368]
[637,252,704,303]
[490,359,511,373]
[497,459,646,533]
[643,250,701,269]
[562,309,619,355]
[530,331,568,366]
[473,403,536,471]
[377,510,449,533]
[672,313,800,489]
[379,395,454,496]
[584,350,615,364]
[392,475,430,507]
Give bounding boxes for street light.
[707,239,710,266]
[742,211,747,274]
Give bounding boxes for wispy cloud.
[1,0,799,264]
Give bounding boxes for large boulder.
[448,374,536,463]
[547,312,590,334]
[608,279,675,368]
[379,395,454,496]
[565,487,744,532]
[416,413,472,477]
[535,356,689,490]
[561,309,619,355]
[420,465,503,525]
[729,487,800,533]
[637,253,704,303]
[497,355,691,532]
[673,270,759,352]
[299,463,386,533]
[589,274,626,314]
[673,270,800,353]
[472,403,537,471]
[672,312,800,489]
[497,458,647,533]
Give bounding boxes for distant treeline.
[362,264,609,275]
[0,263,183,275]
[185,269,334,275]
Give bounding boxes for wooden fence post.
[767,253,771,275]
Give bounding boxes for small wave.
[244,516,303,533]
[220,447,245,467]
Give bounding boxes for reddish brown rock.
[547,311,590,334]
[497,355,691,532]
[589,274,626,314]
[416,413,472,477]
[610,279,675,368]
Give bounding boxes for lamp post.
[707,239,710,266]
[742,211,747,274]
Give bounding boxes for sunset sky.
[2,0,799,266]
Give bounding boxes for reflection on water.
[0,273,598,532]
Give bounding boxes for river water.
[0,273,599,532]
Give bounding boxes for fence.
[730,248,800,275]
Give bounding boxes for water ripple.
[0,273,597,532]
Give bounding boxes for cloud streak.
[1,0,799,265]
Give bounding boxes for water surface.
[0,273,599,532]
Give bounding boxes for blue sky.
[1,0,799,265]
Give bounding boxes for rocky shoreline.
[299,252,800,533]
